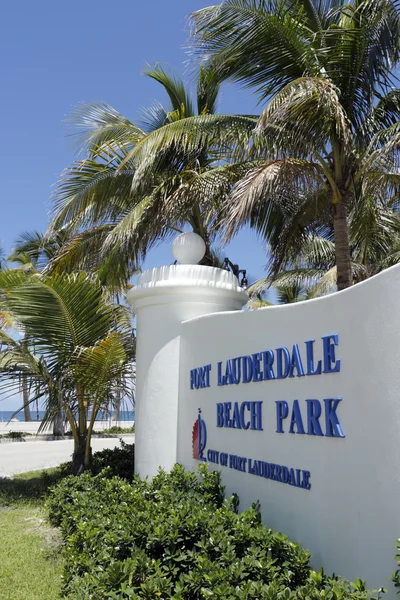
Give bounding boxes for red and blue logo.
[192,408,207,461]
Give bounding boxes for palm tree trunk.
[72,383,88,474]
[20,338,32,422]
[113,389,121,422]
[72,435,87,475]
[53,389,65,436]
[333,202,352,290]
[22,373,32,422]
[85,405,98,469]
[53,412,64,436]
[190,213,215,266]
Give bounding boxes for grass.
[0,470,64,600]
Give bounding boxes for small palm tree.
[0,270,134,472]
[191,0,400,290]
[6,231,73,426]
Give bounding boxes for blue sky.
[0,1,269,409]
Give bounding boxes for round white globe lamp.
[172,232,206,265]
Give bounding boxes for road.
[0,436,134,478]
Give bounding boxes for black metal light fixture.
[222,257,248,289]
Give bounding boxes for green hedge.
[46,464,375,599]
[53,440,135,482]
[90,440,135,481]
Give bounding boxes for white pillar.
[127,260,248,478]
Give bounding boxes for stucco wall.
[128,264,247,477]
[176,264,400,595]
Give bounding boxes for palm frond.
[119,114,258,173]
[72,331,132,396]
[306,266,337,297]
[144,63,194,118]
[165,160,264,228]
[247,294,274,309]
[225,158,325,237]
[349,194,400,267]
[9,230,71,271]
[257,77,352,157]
[359,90,400,145]
[4,273,117,369]
[325,0,400,126]
[51,143,135,230]
[45,225,115,276]
[139,101,169,134]
[196,63,221,115]
[248,267,327,296]
[67,101,145,155]
[190,0,323,100]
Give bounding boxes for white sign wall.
[177,265,400,595]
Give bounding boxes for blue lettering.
[250,401,263,430]
[224,402,232,427]
[289,344,305,378]
[281,466,289,483]
[225,360,234,385]
[324,398,345,437]
[190,369,197,389]
[302,470,311,490]
[262,350,275,379]
[232,402,241,429]
[289,400,305,434]
[207,449,219,464]
[276,347,290,379]
[205,365,211,387]
[240,401,251,430]
[252,353,264,382]
[296,468,301,486]
[231,358,241,384]
[322,334,340,373]
[276,401,289,433]
[191,365,212,389]
[217,362,226,386]
[216,403,224,427]
[289,468,296,486]
[306,400,323,436]
[242,356,254,383]
[305,340,322,375]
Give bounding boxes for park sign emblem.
[192,409,207,461]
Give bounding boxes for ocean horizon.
[0,410,135,422]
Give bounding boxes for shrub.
[0,431,32,440]
[94,425,135,434]
[51,440,135,481]
[47,464,374,600]
[392,539,400,592]
[91,440,135,480]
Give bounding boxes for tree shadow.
[0,469,67,505]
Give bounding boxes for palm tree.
[47,64,258,284]
[6,231,72,426]
[249,195,400,299]
[8,230,70,271]
[191,0,400,290]
[0,270,134,472]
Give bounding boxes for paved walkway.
[0,435,134,478]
